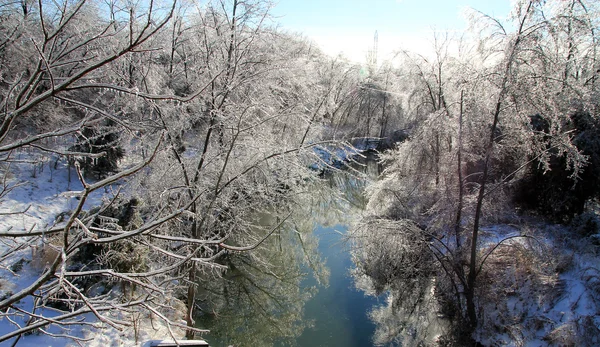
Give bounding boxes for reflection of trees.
[192,168,371,346]
[351,219,446,346]
[193,204,327,346]
[315,163,374,221]
[365,287,449,346]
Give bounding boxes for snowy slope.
[475,222,600,346]
[0,153,184,346]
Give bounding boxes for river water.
[293,222,379,346]
[195,157,382,346]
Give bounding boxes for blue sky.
[271,0,512,62]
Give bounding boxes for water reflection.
[295,223,379,347]
[348,152,451,346]
[194,158,377,346]
[355,279,449,346]
[194,228,318,346]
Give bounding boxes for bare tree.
[351,0,600,343]
[0,0,272,343]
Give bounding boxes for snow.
[3,150,599,346]
[309,143,361,171]
[0,154,106,234]
[0,152,183,346]
[475,221,600,346]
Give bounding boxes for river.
[194,156,382,346]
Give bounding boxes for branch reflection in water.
[193,156,376,346]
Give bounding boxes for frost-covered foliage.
[517,109,600,221]
[0,0,351,344]
[352,218,434,295]
[70,121,125,179]
[473,223,600,346]
[351,218,441,345]
[351,0,600,345]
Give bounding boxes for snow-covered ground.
[0,154,103,233]
[3,150,599,346]
[0,152,186,346]
[476,221,600,346]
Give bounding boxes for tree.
[0,0,223,342]
[351,0,600,343]
[135,1,343,337]
[510,0,600,221]
[0,0,338,343]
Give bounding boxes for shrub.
[70,120,125,179]
[515,111,600,222]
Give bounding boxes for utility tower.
[367,30,379,66]
[373,30,378,66]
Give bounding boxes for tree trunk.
[455,91,464,249]
[466,1,533,328]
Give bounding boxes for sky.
[271,0,513,62]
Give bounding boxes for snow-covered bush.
[70,121,125,179]
[516,110,600,222]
